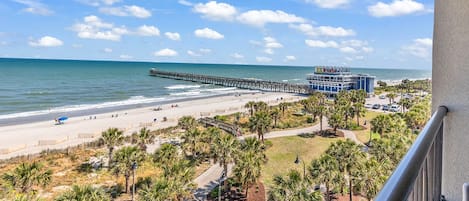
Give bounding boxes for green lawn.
[261,135,340,187]
[355,110,381,143]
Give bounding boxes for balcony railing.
[375,106,448,201]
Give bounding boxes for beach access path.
[193,118,361,200]
[0,92,305,160]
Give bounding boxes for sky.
[0,0,434,69]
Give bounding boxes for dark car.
[372,104,381,109]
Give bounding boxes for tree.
[377,80,387,88]
[245,101,256,117]
[270,108,280,128]
[211,133,239,194]
[177,116,197,130]
[370,115,392,136]
[248,111,272,142]
[55,185,110,201]
[278,102,289,116]
[254,101,269,113]
[2,162,52,193]
[101,127,124,168]
[132,127,155,152]
[181,128,204,158]
[112,146,145,193]
[234,137,266,197]
[269,170,323,201]
[159,159,196,200]
[326,140,365,201]
[309,154,339,201]
[386,93,397,104]
[327,106,343,134]
[398,98,412,113]
[357,158,386,201]
[153,143,180,167]
[351,90,367,126]
[138,179,171,201]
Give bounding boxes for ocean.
[0,58,431,124]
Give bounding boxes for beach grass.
[261,135,340,188]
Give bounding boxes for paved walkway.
[193,118,361,200]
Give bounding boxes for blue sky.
[0,0,434,69]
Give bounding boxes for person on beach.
[153,118,157,123]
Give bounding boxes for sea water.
[0,58,431,123]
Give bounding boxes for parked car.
[389,104,401,112]
[382,104,389,111]
[372,104,381,109]
[365,103,373,109]
[379,95,386,99]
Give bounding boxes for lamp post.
[131,162,138,201]
[294,155,306,178]
[219,170,225,201]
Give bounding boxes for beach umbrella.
[58,116,68,121]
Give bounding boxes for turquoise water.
[0,58,431,120]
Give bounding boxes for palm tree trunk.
[245,186,249,198]
[349,176,353,201]
[319,115,323,132]
[356,111,360,126]
[125,174,130,193]
[108,147,113,168]
[326,184,330,201]
[223,164,229,195]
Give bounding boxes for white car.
[365,103,373,108]
[379,95,386,99]
[389,104,401,112]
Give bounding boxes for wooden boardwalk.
[198,117,242,136]
[149,69,313,94]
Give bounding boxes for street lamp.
[294,155,306,178]
[131,162,138,201]
[219,170,226,201]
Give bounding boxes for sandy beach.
[0,92,304,160]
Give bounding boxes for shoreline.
[0,91,306,160]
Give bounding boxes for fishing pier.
[149,68,313,94]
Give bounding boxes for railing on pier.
[198,117,242,137]
[375,106,448,201]
[149,69,313,94]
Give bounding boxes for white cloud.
[231,53,244,59]
[290,23,355,37]
[402,38,432,58]
[165,32,181,41]
[256,56,272,63]
[285,55,296,61]
[78,0,121,6]
[119,54,133,59]
[72,15,125,41]
[368,0,425,17]
[194,28,224,39]
[100,5,152,18]
[29,36,63,47]
[305,0,350,8]
[237,10,306,27]
[13,0,53,15]
[187,50,201,56]
[339,46,357,54]
[305,40,339,48]
[136,25,160,36]
[103,47,112,52]
[199,48,211,53]
[264,37,283,48]
[178,0,193,6]
[264,48,274,55]
[154,48,178,57]
[193,1,237,21]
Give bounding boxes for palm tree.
[153,143,180,167]
[2,162,52,193]
[160,159,196,200]
[181,128,203,158]
[269,170,323,201]
[248,111,272,142]
[278,102,289,116]
[327,106,343,134]
[212,133,239,194]
[55,185,110,201]
[270,108,280,128]
[356,158,386,201]
[234,137,266,197]
[398,98,412,112]
[112,146,145,193]
[132,127,155,152]
[351,90,366,126]
[386,93,397,104]
[254,101,269,113]
[177,116,197,131]
[370,114,392,136]
[245,101,256,117]
[309,154,339,201]
[101,127,124,168]
[138,179,171,201]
